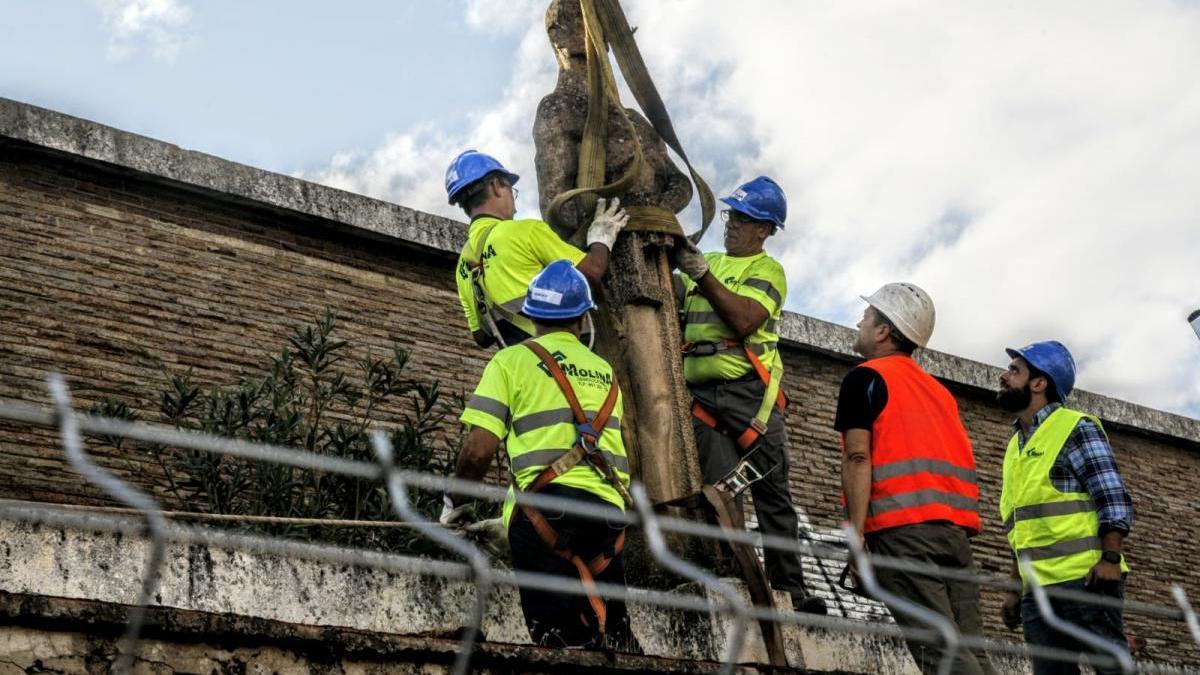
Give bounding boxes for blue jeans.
[1021,577,1126,675]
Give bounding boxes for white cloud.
[465,0,538,34]
[301,0,550,222]
[305,0,1200,416]
[625,0,1200,417]
[98,0,193,63]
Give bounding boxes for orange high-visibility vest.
[859,355,981,535]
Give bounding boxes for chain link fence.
[0,373,1196,675]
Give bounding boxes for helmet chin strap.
[583,312,595,350]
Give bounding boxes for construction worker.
[446,259,636,651]
[997,340,1133,675]
[836,283,996,675]
[674,176,826,615]
[447,150,628,348]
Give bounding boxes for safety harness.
[683,339,787,452]
[518,340,632,636]
[462,218,518,347]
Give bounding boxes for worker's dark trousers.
[867,523,999,675]
[1020,576,1126,675]
[507,484,637,652]
[690,375,810,598]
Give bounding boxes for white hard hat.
[861,283,936,348]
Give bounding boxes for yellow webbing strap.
[623,205,684,236]
[545,0,714,242]
[546,0,643,230]
[752,361,784,432]
[593,0,715,242]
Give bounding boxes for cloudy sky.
[3,0,1198,417]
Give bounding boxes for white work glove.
[585,197,629,250]
[464,517,510,559]
[675,238,710,281]
[438,493,471,527]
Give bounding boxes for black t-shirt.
[834,366,889,432]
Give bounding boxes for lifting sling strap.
[684,338,787,451]
[544,0,714,243]
[657,484,790,667]
[677,315,790,665]
[519,339,631,634]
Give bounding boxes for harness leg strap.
[520,503,621,635]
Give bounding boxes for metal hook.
[1171,585,1200,651]
[630,483,748,673]
[843,525,961,675]
[1019,557,1134,675]
[371,432,492,675]
[48,373,168,675]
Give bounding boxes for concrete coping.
[2,95,1196,445]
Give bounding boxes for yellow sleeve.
[522,219,586,266]
[738,257,787,316]
[459,353,512,439]
[455,253,481,333]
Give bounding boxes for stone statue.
[533,0,703,506]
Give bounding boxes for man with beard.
[997,341,1132,675]
[835,283,996,675]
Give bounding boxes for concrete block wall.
[2,98,1199,667]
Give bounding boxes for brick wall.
[2,143,1198,666]
[0,144,490,507]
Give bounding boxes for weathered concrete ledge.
[0,518,1035,673]
[0,96,462,256]
[2,95,1195,445]
[0,592,725,674]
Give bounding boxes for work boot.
[791,591,828,615]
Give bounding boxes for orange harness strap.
[686,339,786,451]
[518,339,627,634]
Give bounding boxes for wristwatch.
[1101,550,1122,565]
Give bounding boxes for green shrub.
[88,311,495,556]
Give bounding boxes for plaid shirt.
[1013,403,1133,535]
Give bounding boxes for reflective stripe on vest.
[859,355,981,535]
[512,408,621,436]
[1000,407,1129,586]
[510,448,630,475]
[681,252,785,384]
[497,336,630,527]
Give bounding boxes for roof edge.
[0,96,467,256]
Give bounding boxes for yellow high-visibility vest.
[680,251,786,384]
[455,216,586,340]
[1000,407,1129,586]
[460,331,630,527]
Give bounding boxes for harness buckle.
[714,446,780,498]
[682,341,722,357]
[577,422,600,453]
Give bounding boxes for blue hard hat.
[445,150,520,205]
[1005,340,1077,401]
[522,260,596,320]
[720,176,787,229]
